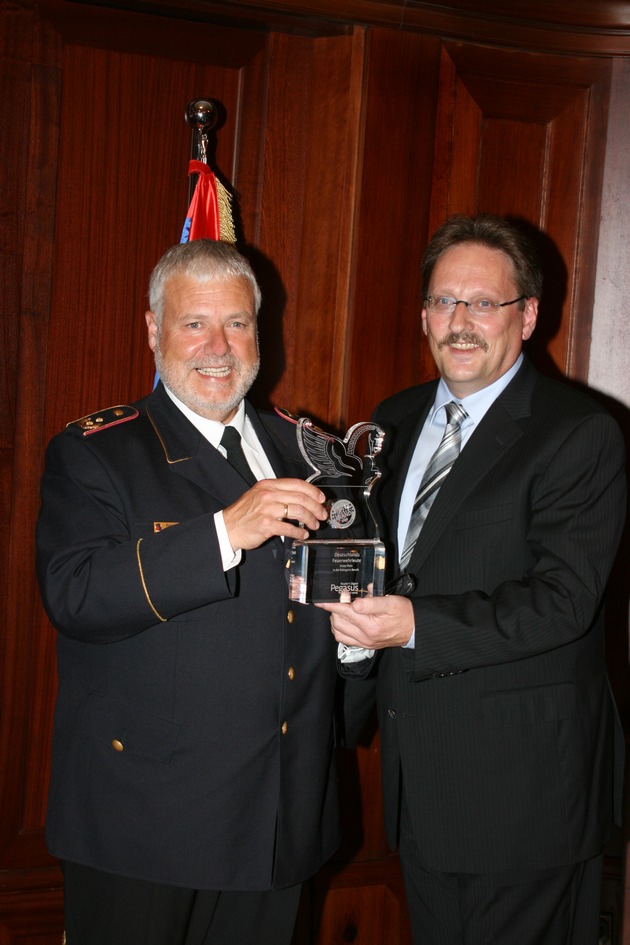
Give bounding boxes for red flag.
[154,158,237,386]
[180,160,221,243]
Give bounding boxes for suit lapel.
[407,359,537,571]
[385,402,433,550]
[246,403,304,480]
[144,384,255,503]
[144,387,306,553]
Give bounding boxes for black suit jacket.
[362,357,626,873]
[36,383,339,890]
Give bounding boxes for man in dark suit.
[320,215,626,945]
[36,239,337,945]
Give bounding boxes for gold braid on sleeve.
[136,538,168,623]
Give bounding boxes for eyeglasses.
[424,295,526,317]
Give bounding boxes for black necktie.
[220,425,256,486]
[400,401,468,568]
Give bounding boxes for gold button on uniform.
[111,739,124,752]
[287,666,295,680]
[281,721,288,735]
[287,609,294,624]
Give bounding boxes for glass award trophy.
[276,408,386,604]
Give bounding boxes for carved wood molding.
[65,0,630,55]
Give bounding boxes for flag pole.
[154,98,225,388]
[180,99,236,246]
[184,99,219,202]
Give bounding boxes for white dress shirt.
[163,388,275,570]
[399,354,524,648]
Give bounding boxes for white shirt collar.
[430,353,523,428]
[162,386,246,449]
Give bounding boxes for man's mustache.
[437,332,489,352]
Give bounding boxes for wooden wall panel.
[313,860,412,944]
[42,44,267,435]
[293,30,366,428]
[346,28,443,419]
[0,886,64,945]
[252,28,366,428]
[0,1,61,882]
[430,42,611,382]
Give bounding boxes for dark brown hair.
[422,214,543,300]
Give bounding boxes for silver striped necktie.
[399,401,468,569]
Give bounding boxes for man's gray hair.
[148,239,262,323]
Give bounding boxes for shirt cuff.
[338,643,375,663]
[403,626,416,649]
[214,510,242,571]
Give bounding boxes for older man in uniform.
[37,239,338,945]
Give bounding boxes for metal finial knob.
[185,100,218,132]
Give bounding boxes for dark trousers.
[62,861,302,945]
[398,804,603,945]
